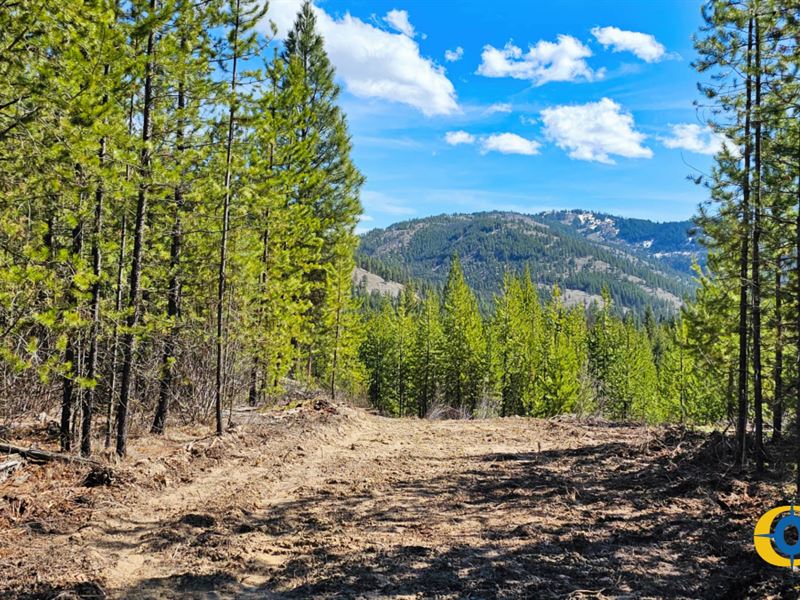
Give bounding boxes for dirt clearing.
[1,401,796,599]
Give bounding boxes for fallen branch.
[0,442,104,467]
[0,458,22,482]
[0,458,21,472]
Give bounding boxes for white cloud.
[384,9,415,38]
[591,26,665,63]
[540,98,652,164]
[444,130,476,145]
[481,133,541,156]
[445,46,464,62]
[361,191,416,216]
[660,123,734,155]
[476,36,603,85]
[485,102,512,115]
[264,1,458,116]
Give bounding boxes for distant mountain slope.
[537,210,704,275]
[352,266,404,298]
[357,211,702,317]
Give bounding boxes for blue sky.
[266,0,724,231]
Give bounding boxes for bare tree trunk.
[105,82,136,449]
[61,195,84,452]
[773,265,783,442]
[795,126,800,498]
[153,50,187,435]
[752,15,764,472]
[216,0,241,437]
[116,0,157,457]
[735,16,754,469]
[252,212,270,406]
[81,113,106,457]
[106,214,126,448]
[330,269,342,401]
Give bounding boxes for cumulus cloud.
[444,130,476,145]
[591,26,666,63]
[540,98,652,164]
[384,9,415,37]
[264,1,458,116]
[660,123,734,155]
[485,102,512,115]
[480,133,541,156]
[445,46,464,62]
[476,35,603,85]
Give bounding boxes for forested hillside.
[357,211,695,317]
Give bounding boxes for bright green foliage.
[357,258,719,425]
[534,287,590,417]
[281,2,363,384]
[0,0,365,453]
[493,271,543,417]
[411,293,444,417]
[360,300,402,415]
[441,256,487,413]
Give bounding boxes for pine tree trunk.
[216,0,240,437]
[81,107,107,457]
[61,202,84,452]
[752,16,764,472]
[773,266,782,442]
[254,213,270,405]
[735,16,754,469]
[106,84,136,449]
[795,128,800,497]
[153,62,186,435]
[106,214,126,448]
[116,0,157,456]
[329,270,342,401]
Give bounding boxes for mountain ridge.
[356,209,702,317]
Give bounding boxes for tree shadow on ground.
[113,432,796,600]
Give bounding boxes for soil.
[1,399,797,599]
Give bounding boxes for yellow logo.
[754,505,800,568]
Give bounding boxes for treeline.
[686,0,800,473]
[359,257,721,423]
[0,1,363,456]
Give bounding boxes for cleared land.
[0,398,795,599]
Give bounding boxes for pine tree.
[116,0,163,457]
[282,2,363,381]
[361,300,400,414]
[152,0,218,435]
[411,292,444,417]
[535,286,585,417]
[441,256,486,412]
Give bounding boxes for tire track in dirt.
[3,406,787,599]
[78,406,376,593]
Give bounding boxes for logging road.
[1,402,782,598]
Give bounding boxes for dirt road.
[1,402,789,599]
